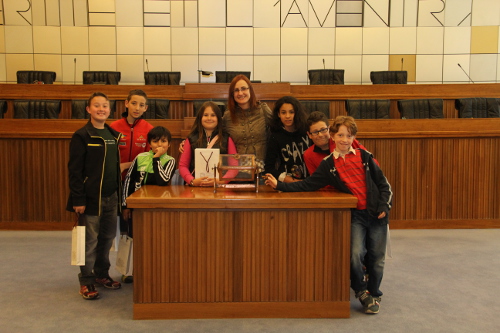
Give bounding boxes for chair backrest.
[397,99,444,119]
[455,98,500,118]
[370,71,407,84]
[71,100,117,119]
[346,100,390,119]
[0,100,7,119]
[14,100,61,119]
[300,100,330,118]
[83,71,121,85]
[17,71,56,84]
[143,99,170,119]
[144,72,181,85]
[215,71,251,83]
[308,69,344,85]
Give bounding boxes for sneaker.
[80,285,99,300]
[95,276,122,289]
[356,290,380,314]
[121,275,133,283]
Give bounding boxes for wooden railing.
[1,83,500,230]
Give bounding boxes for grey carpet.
[1,229,498,333]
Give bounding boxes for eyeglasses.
[310,127,329,136]
[233,86,249,94]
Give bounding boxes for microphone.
[401,58,404,71]
[323,58,325,70]
[74,58,77,85]
[146,59,150,73]
[457,63,474,83]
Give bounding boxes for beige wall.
[0,0,499,85]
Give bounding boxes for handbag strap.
[207,135,219,149]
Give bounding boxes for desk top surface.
[126,185,357,210]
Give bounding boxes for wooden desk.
[126,185,357,319]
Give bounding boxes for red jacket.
[110,117,153,170]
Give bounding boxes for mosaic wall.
[0,0,499,84]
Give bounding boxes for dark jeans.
[350,209,387,297]
[78,192,118,285]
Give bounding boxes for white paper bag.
[115,235,133,276]
[110,216,120,252]
[71,226,85,266]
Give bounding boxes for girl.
[179,101,237,186]
[264,96,310,183]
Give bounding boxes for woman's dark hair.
[87,92,109,107]
[147,126,172,143]
[188,101,226,151]
[227,75,257,122]
[270,95,308,133]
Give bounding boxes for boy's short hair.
[330,116,358,136]
[87,92,109,107]
[127,89,148,103]
[307,111,329,132]
[147,126,171,143]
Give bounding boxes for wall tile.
[472,0,500,26]
[6,54,34,82]
[89,55,117,71]
[117,55,144,84]
[117,27,144,55]
[443,27,471,54]
[143,55,172,72]
[363,27,390,55]
[335,55,362,84]
[228,0,253,27]
[226,55,254,77]
[254,0,280,28]
[89,27,117,55]
[362,55,389,83]
[5,26,33,53]
[308,28,335,55]
[172,54,199,83]
[199,28,226,55]
[116,0,143,27]
[226,28,254,55]
[34,54,62,80]
[471,26,498,54]
[281,28,307,55]
[254,28,280,55]
[61,27,89,55]
[416,27,444,55]
[389,54,416,81]
[442,54,471,82]
[390,27,417,54]
[336,28,362,55]
[171,28,198,55]
[61,55,89,84]
[416,55,443,83]
[254,56,281,82]
[199,0,226,27]
[281,55,307,84]
[144,27,171,55]
[470,54,498,82]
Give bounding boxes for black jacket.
[66,121,122,216]
[276,149,392,224]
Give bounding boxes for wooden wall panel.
[134,209,349,305]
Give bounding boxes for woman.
[179,101,237,186]
[264,96,310,183]
[222,75,272,167]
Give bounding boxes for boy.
[303,111,366,175]
[111,89,153,176]
[265,116,392,314]
[122,126,176,213]
[67,92,122,300]
[110,89,152,282]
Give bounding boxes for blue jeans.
[350,209,387,297]
[78,192,118,285]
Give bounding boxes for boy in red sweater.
[110,89,153,283]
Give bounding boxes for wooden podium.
[126,185,357,319]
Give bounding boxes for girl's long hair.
[270,95,308,133]
[188,101,226,151]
